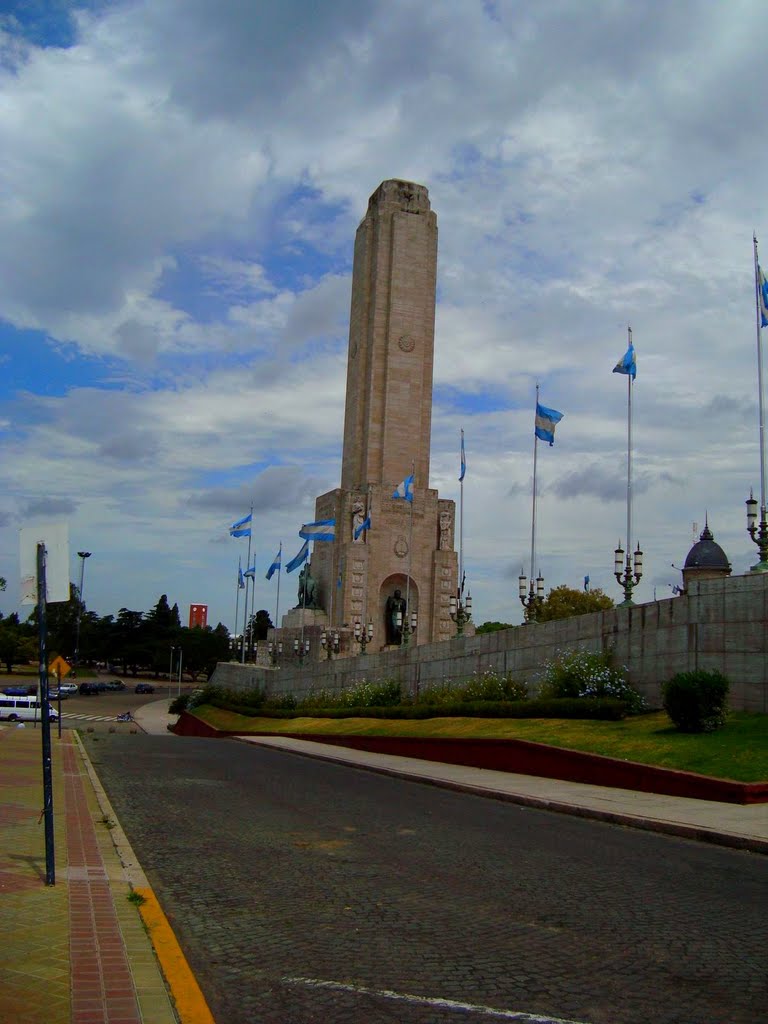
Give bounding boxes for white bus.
[0,696,59,723]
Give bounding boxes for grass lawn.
[192,706,768,783]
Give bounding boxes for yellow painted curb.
[136,886,217,1024]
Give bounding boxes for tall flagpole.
[241,504,253,663]
[274,542,282,630]
[459,428,465,595]
[626,326,633,560]
[530,384,540,582]
[753,236,766,512]
[233,556,241,658]
[405,461,415,641]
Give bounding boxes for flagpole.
[459,428,464,596]
[530,384,539,582]
[626,326,633,561]
[241,504,253,663]
[275,542,282,631]
[233,556,241,658]
[405,461,415,643]
[754,236,766,512]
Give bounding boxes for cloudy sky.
[2,0,767,633]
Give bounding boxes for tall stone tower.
[310,180,458,650]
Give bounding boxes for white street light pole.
[74,551,91,669]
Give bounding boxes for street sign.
[49,656,71,679]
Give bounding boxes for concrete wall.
[211,573,768,712]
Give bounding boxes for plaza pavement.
[1,698,766,1024]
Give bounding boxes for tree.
[249,609,273,643]
[476,621,514,635]
[537,585,614,622]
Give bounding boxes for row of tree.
[0,588,265,680]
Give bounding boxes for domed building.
[681,518,731,592]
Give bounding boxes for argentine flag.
[266,546,281,580]
[299,519,336,542]
[612,343,637,380]
[392,474,414,502]
[354,514,371,540]
[243,566,255,579]
[230,512,252,538]
[286,540,309,573]
[534,403,564,447]
[759,265,768,328]
[459,429,466,482]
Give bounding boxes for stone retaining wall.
[211,573,768,712]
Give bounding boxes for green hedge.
[205,696,630,721]
[662,670,729,733]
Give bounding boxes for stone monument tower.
[309,180,458,649]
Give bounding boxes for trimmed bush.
[662,670,729,733]
[168,694,190,714]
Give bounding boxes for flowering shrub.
[418,668,527,705]
[539,649,645,713]
[297,678,402,709]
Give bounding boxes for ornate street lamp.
[397,608,418,647]
[353,619,374,654]
[293,637,310,665]
[518,569,544,623]
[321,630,340,659]
[74,551,91,670]
[746,490,768,570]
[449,590,472,636]
[268,640,283,666]
[614,540,643,605]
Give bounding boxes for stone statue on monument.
[439,509,452,550]
[296,564,319,609]
[385,588,407,645]
[351,499,365,543]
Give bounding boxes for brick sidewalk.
[0,726,177,1024]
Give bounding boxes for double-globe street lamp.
[396,608,418,647]
[321,630,340,659]
[518,570,544,623]
[746,491,768,570]
[614,541,643,606]
[353,619,373,654]
[449,590,472,636]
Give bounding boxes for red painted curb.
[172,711,768,805]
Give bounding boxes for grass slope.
[192,707,768,783]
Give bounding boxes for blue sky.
[2,0,767,633]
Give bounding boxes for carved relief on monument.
[353,560,364,572]
[394,536,409,559]
[398,334,415,352]
[439,509,453,550]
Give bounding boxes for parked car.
[48,688,68,700]
[58,682,79,695]
[2,686,34,697]
[104,680,126,691]
[135,683,155,694]
[79,682,100,696]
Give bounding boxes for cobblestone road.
[84,734,768,1024]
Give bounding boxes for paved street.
[83,733,768,1024]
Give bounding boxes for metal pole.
[405,462,415,644]
[177,649,182,697]
[626,327,633,565]
[233,557,241,656]
[74,550,91,670]
[241,506,253,663]
[274,542,282,633]
[754,236,766,511]
[37,543,55,886]
[530,384,539,581]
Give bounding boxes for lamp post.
[321,630,340,660]
[518,569,544,623]
[293,637,310,665]
[177,647,183,696]
[614,540,643,606]
[74,551,91,670]
[268,640,283,666]
[396,608,418,648]
[353,619,373,654]
[746,490,768,571]
[449,590,472,636]
[169,646,177,695]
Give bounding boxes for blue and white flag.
[584,575,590,591]
[230,512,252,538]
[613,343,637,380]
[759,265,768,328]
[266,546,281,581]
[299,519,336,542]
[392,474,414,502]
[286,539,309,573]
[535,402,564,446]
[353,514,371,540]
[243,566,255,580]
[459,429,466,482]
[237,560,245,590]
